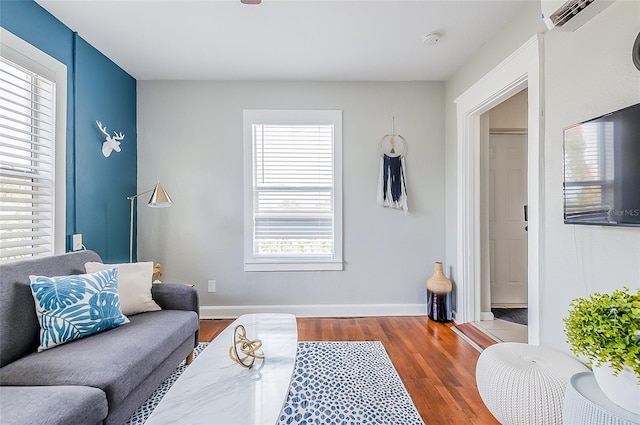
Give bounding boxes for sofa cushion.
[85,261,161,315]
[0,385,108,425]
[29,268,129,351]
[0,310,198,409]
[0,251,102,368]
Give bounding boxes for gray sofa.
[0,251,200,425]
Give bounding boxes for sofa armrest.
[152,283,200,346]
[151,283,199,316]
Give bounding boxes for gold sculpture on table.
[228,325,264,368]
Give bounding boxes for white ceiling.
[35,0,532,81]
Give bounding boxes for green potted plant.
[564,286,640,414]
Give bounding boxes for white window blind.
[563,121,614,222]
[244,110,343,271]
[254,123,334,256]
[0,57,55,262]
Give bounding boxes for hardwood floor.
[200,316,499,425]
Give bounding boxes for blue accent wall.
[1,0,137,263]
[75,37,137,262]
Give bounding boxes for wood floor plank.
[199,318,232,342]
[199,316,498,424]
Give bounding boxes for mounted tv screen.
[563,102,640,227]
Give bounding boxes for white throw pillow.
[84,261,161,315]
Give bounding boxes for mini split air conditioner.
[541,0,615,31]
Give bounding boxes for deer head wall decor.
[96,120,125,157]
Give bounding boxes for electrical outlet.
[207,280,216,293]
[72,234,83,251]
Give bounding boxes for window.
[243,110,342,271]
[1,29,67,262]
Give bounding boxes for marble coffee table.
[145,313,298,425]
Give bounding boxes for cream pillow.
[84,261,161,315]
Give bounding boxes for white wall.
[489,89,528,130]
[445,0,640,352]
[541,1,640,350]
[137,81,446,317]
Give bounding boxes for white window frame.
[243,109,343,272]
[1,28,67,261]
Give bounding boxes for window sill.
[244,259,343,272]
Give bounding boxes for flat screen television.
[563,102,640,227]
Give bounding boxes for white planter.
[592,363,640,415]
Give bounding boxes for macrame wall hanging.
[377,117,408,213]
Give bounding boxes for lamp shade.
[147,182,173,208]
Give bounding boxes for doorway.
[454,35,542,345]
[476,90,529,343]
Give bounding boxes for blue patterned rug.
[126,341,424,425]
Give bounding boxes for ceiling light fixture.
[422,32,441,46]
[241,0,261,4]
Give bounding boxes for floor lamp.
[127,182,173,263]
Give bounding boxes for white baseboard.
[200,304,427,319]
[480,311,495,321]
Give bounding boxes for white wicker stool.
[476,342,589,425]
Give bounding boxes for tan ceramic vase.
[426,262,452,294]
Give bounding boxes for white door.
[489,133,528,305]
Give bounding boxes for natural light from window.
[1,28,67,263]
[0,58,55,262]
[244,109,343,272]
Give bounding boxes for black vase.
[427,290,452,323]
[426,262,452,323]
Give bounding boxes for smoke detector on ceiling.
[422,33,441,46]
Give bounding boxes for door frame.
[454,35,543,344]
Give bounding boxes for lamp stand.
[127,182,173,263]
[127,188,153,263]
[129,195,135,263]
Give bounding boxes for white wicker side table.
[476,342,590,425]
[563,372,640,425]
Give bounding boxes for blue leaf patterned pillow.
[29,268,129,351]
